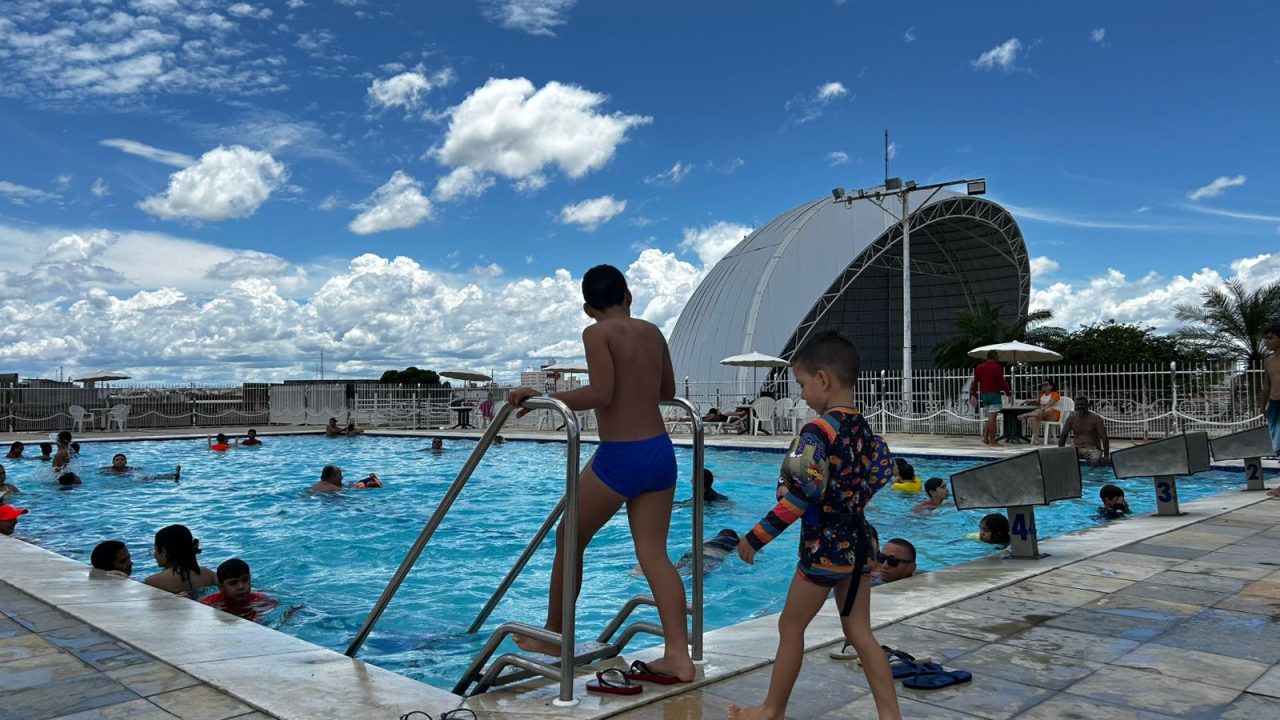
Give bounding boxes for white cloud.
[0,180,60,205]
[887,141,897,160]
[318,194,342,211]
[904,27,916,43]
[1135,206,1151,214]
[481,0,577,37]
[827,151,849,166]
[1028,256,1059,278]
[349,171,433,234]
[138,145,287,221]
[431,77,650,197]
[100,138,195,168]
[91,178,110,198]
[972,38,1023,72]
[54,174,72,190]
[1183,203,1280,223]
[1186,174,1246,201]
[678,221,754,267]
[473,262,504,277]
[786,81,852,124]
[557,195,626,231]
[644,162,693,186]
[366,66,453,112]
[1090,27,1106,44]
[432,166,495,202]
[295,29,335,52]
[227,3,272,20]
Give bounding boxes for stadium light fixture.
[832,187,846,200]
[967,180,987,196]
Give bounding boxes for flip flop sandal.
[852,647,931,679]
[625,660,681,685]
[398,711,477,720]
[901,662,973,690]
[586,668,643,696]
[828,641,858,659]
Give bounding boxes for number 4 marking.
[1011,513,1030,541]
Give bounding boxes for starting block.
[1209,426,1273,492]
[950,447,1082,559]
[1110,432,1210,516]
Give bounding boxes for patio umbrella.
[720,351,789,398]
[543,361,589,374]
[967,342,1062,363]
[439,369,492,383]
[74,370,131,389]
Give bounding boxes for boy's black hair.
[791,329,860,388]
[884,537,917,562]
[702,468,714,486]
[582,264,628,311]
[1100,484,1125,501]
[216,557,251,583]
[8,441,21,452]
[894,458,916,481]
[1266,323,1280,337]
[70,442,80,453]
[90,540,126,571]
[924,477,946,495]
[215,433,228,443]
[321,465,341,483]
[980,513,1011,544]
[154,524,201,583]
[112,453,126,462]
[57,472,81,485]
[39,442,52,454]
[57,430,72,444]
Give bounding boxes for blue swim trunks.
[590,434,677,498]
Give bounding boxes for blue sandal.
[901,662,972,690]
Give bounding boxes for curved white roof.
[669,189,1029,387]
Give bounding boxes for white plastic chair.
[107,404,129,431]
[1041,396,1074,445]
[750,396,777,436]
[773,397,795,433]
[68,405,90,433]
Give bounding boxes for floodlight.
[967,180,987,196]
[905,180,917,190]
[832,187,846,200]
[856,189,866,198]
[884,177,902,191]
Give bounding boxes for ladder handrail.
[462,398,704,662]
[344,397,580,667]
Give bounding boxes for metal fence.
[0,384,270,433]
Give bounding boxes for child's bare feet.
[727,705,779,720]
[512,632,563,656]
[642,655,696,683]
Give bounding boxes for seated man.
[874,537,918,585]
[324,417,342,437]
[1057,396,1108,466]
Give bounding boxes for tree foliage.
[378,366,441,385]
[1042,321,1209,366]
[1173,278,1280,368]
[931,300,1055,368]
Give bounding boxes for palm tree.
[1173,279,1280,368]
[931,300,1056,368]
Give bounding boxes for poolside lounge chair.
[107,404,130,431]
[68,405,91,433]
[1041,396,1074,445]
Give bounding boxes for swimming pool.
[2,434,1243,689]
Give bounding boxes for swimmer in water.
[90,540,133,577]
[5,441,24,459]
[103,453,133,473]
[324,418,342,437]
[912,478,949,512]
[208,433,233,451]
[241,429,263,446]
[976,513,1010,545]
[58,471,82,487]
[38,442,53,462]
[1099,484,1130,519]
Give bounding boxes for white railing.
[0,384,271,432]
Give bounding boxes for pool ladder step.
[454,594,679,696]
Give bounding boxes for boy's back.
[588,317,673,441]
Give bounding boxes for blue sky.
[1,0,1277,382]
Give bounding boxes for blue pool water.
[2,434,1243,688]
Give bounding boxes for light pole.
[831,177,987,414]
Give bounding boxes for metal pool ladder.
[344,396,706,707]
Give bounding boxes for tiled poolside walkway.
[609,500,1280,720]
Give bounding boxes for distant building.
[669,187,1030,389]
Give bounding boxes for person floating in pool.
[972,513,1011,545]
[201,558,280,622]
[53,431,73,470]
[504,263,695,683]
[674,528,740,574]
[912,478,949,512]
[308,465,381,492]
[890,458,922,493]
[1099,484,1131,519]
[344,422,363,436]
[324,418,342,437]
[240,429,263,446]
[57,471,82,487]
[5,441,24,459]
[90,540,133,577]
[103,453,133,473]
[700,468,729,504]
[37,442,52,462]
[143,524,218,597]
[431,437,444,452]
[208,433,233,451]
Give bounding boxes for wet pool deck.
[3,426,1280,719]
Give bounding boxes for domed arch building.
[668,188,1030,390]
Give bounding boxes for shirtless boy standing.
[1261,324,1280,496]
[506,264,695,682]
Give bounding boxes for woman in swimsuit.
[143,524,218,596]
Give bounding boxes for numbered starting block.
[950,447,1082,559]
[1111,432,1211,516]
[1209,426,1273,492]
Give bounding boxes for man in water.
[1058,396,1109,466]
[674,529,740,574]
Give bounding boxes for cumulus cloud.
[826,151,849,166]
[349,171,433,234]
[558,195,626,231]
[366,66,453,112]
[678,221,754,267]
[100,138,196,168]
[972,38,1024,72]
[228,3,272,20]
[480,0,577,37]
[1028,256,1059,278]
[0,180,60,205]
[205,251,299,281]
[644,162,693,186]
[786,81,851,124]
[91,178,110,198]
[54,174,72,190]
[138,146,287,221]
[1186,174,1246,201]
[1090,27,1106,44]
[433,167,496,202]
[431,77,650,197]
[904,27,916,43]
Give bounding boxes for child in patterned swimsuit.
[731,330,901,720]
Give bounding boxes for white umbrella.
[74,370,131,389]
[439,369,492,383]
[720,351,789,398]
[544,361,589,374]
[967,341,1062,363]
